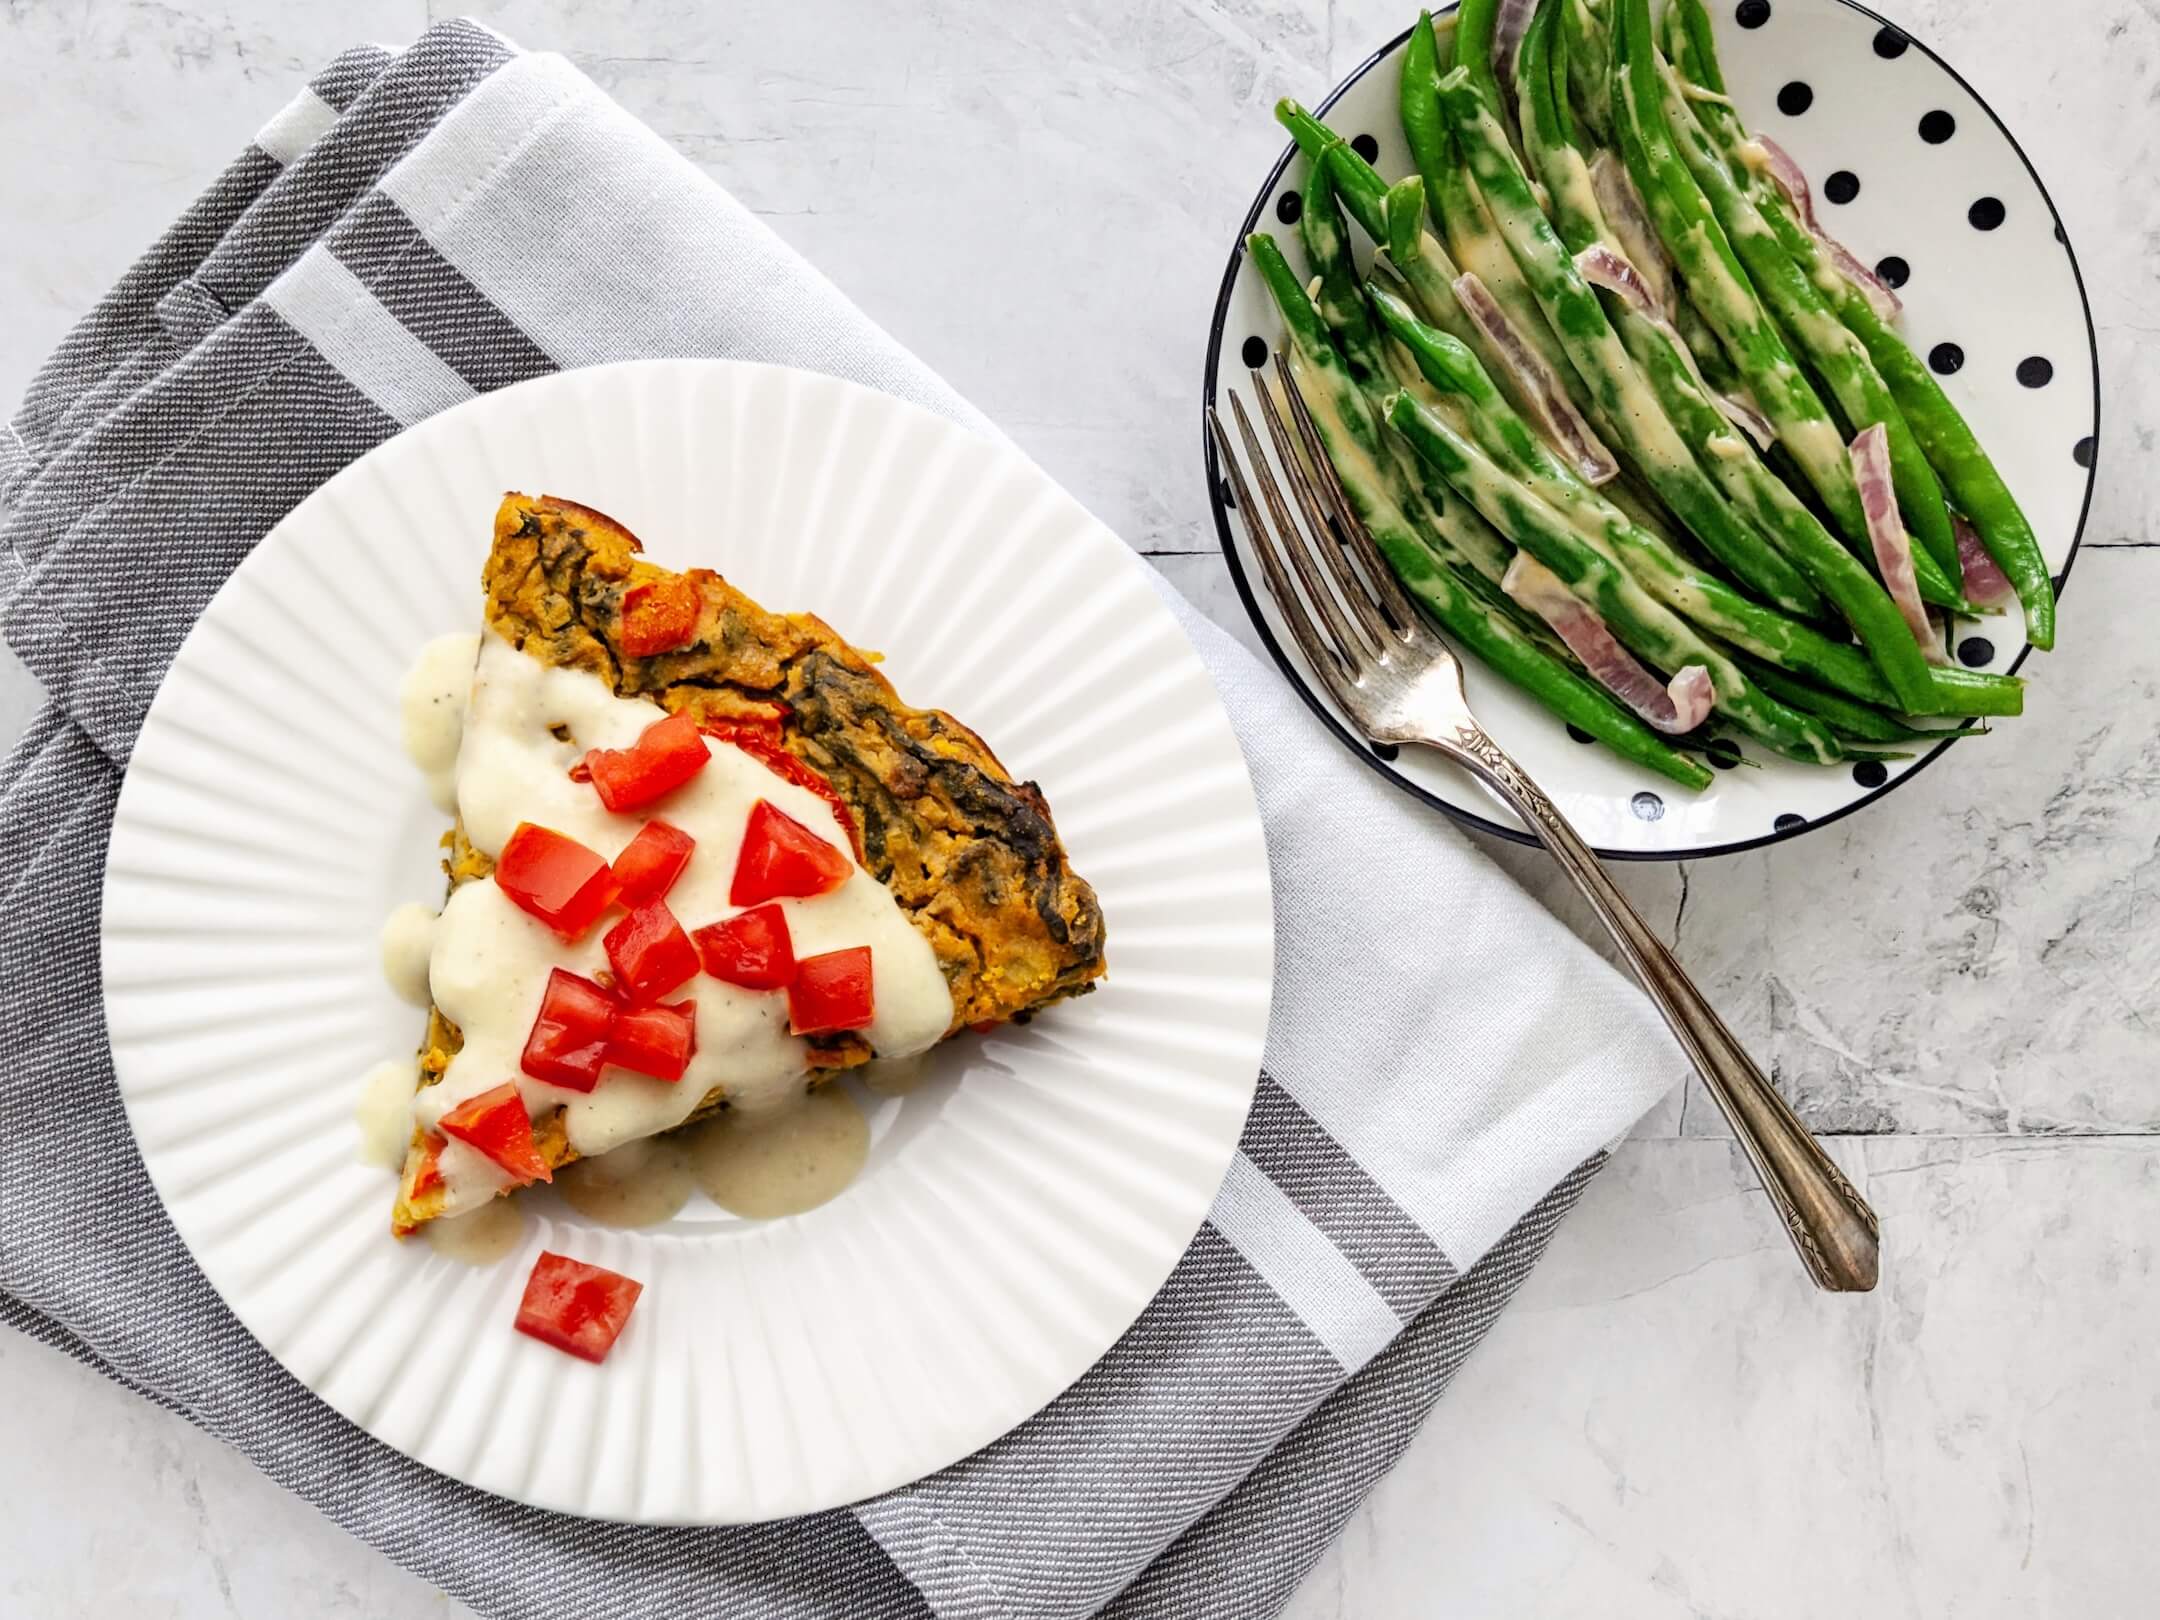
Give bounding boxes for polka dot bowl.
[1203,0,2097,858]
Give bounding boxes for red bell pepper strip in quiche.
[610,819,695,906]
[604,1000,697,1081]
[692,902,796,990]
[519,967,619,1092]
[603,900,701,1002]
[494,823,620,940]
[585,712,711,812]
[439,1082,552,1185]
[731,800,852,907]
[703,724,861,859]
[618,577,700,656]
[514,1251,644,1363]
[787,945,875,1035]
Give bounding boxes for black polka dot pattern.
[1774,813,1806,834]
[1240,335,1267,369]
[1370,741,1400,762]
[1958,636,1995,668]
[1873,25,1909,58]
[2073,435,2095,468]
[1919,110,1956,144]
[1350,133,1380,163]
[1631,791,1665,822]
[1777,81,1814,116]
[1565,723,1595,743]
[2055,222,2067,244]
[1969,196,2006,231]
[1706,738,1743,770]
[1823,170,1860,204]
[1875,255,1910,288]
[1928,342,1965,375]
[1735,0,1771,27]
[1853,760,1889,789]
[1275,191,1302,225]
[2017,356,2054,388]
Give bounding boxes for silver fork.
[1211,357,1880,1293]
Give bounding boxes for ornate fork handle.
[1434,720,1881,1293]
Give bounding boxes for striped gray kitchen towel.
[0,22,1680,1620]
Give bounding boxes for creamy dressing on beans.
[384,628,948,1221]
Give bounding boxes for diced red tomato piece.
[494,823,619,940]
[610,819,695,907]
[519,967,619,1093]
[513,1251,644,1363]
[439,1082,551,1185]
[619,577,700,656]
[731,799,852,907]
[603,900,700,1002]
[703,724,861,859]
[787,945,875,1035]
[411,1133,446,1198]
[605,999,697,1081]
[692,902,796,990]
[586,712,711,812]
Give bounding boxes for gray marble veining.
[1,0,2154,1615]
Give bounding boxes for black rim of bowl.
[1200,0,2098,862]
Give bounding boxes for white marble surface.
[2,0,2155,1616]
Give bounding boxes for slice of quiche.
[391,493,1106,1233]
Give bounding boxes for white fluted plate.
[100,360,1272,1524]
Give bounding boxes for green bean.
[1517,0,1938,712]
[1244,231,1714,789]
[1301,163,1519,587]
[1453,0,1527,156]
[1662,0,2057,650]
[1275,104,1509,382]
[1386,390,1840,762]
[1370,280,1914,704]
[1401,13,1587,409]
[1730,656,1951,743]
[1647,63,1958,579]
[1559,0,1615,146]
[1432,66,1828,618]
[1607,0,1972,614]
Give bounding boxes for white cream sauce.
[378,902,437,1006]
[692,1086,869,1219]
[399,632,481,814]
[412,630,949,1217]
[424,1195,526,1266]
[354,1059,417,1168]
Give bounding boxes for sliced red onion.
[1953,512,2016,607]
[1453,271,1619,486]
[1503,554,1716,733]
[1588,151,1678,318]
[1754,135,1903,323]
[1493,0,1538,124]
[1571,244,1773,450]
[1851,424,1949,665]
[1714,389,1777,450]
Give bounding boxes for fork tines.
[1208,355,1419,704]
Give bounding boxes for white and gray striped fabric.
[0,23,1680,1620]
